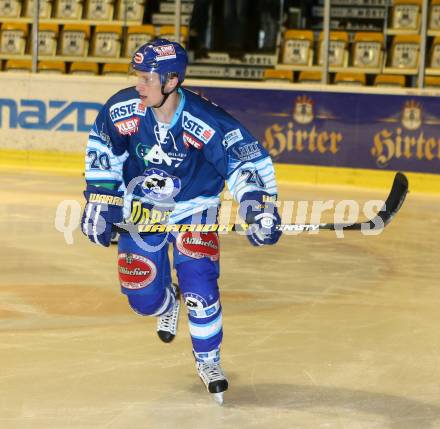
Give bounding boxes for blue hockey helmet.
[131,39,188,85]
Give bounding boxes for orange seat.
[390,34,420,69]
[4,59,32,72]
[159,26,189,46]
[60,24,90,57]
[116,0,145,22]
[429,0,440,30]
[391,0,422,31]
[24,0,52,18]
[86,0,115,20]
[282,30,314,66]
[55,0,83,19]
[424,76,440,88]
[352,32,384,69]
[38,60,66,74]
[70,61,99,75]
[263,69,293,82]
[298,70,322,83]
[93,25,122,58]
[102,63,129,76]
[318,31,349,67]
[0,23,29,55]
[0,0,22,18]
[334,72,366,86]
[125,25,155,57]
[374,74,405,87]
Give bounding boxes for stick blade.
[377,171,409,227]
[330,171,409,231]
[352,171,409,230]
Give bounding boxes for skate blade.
[212,392,224,405]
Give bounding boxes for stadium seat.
[0,0,22,17]
[374,74,405,87]
[429,36,440,68]
[86,0,115,21]
[159,25,189,46]
[282,30,314,66]
[263,69,293,82]
[297,70,322,84]
[32,24,59,56]
[125,25,155,57]
[352,32,384,69]
[38,60,66,74]
[390,34,420,69]
[60,24,90,56]
[70,61,99,75]
[102,62,129,76]
[4,59,32,72]
[55,0,83,19]
[391,0,421,31]
[92,25,122,57]
[116,0,145,22]
[318,31,349,67]
[24,0,53,19]
[429,0,440,30]
[0,23,28,55]
[334,72,366,86]
[424,76,440,88]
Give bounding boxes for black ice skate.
[157,284,180,343]
[196,361,229,405]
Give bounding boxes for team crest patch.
[141,168,181,201]
[118,253,157,289]
[176,232,219,261]
[183,293,208,309]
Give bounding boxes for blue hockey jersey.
[85,87,277,223]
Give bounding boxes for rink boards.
[0,74,439,192]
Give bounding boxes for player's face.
[134,71,163,106]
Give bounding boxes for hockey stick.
[302,171,408,231]
[113,172,408,234]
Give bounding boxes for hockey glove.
[239,191,282,247]
[81,185,124,247]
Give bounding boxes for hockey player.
[81,39,281,404]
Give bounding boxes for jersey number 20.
[88,150,111,170]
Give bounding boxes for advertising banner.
[0,74,129,152]
[0,74,439,175]
[193,87,440,175]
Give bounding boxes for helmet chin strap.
[153,79,181,109]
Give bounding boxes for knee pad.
[118,252,158,293]
[175,231,220,263]
[127,285,174,316]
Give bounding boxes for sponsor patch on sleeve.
[231,141,262,161]
[223,128,243,149]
